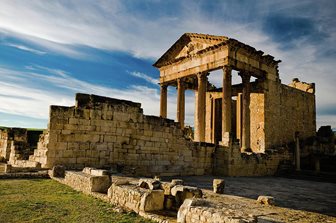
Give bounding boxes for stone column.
[241,73,251,151]
[295,132,301,171]
[222,66,232,144]
[196,73,207,142]
[236,93,242,141]
[176,78,185,128]
[160,84,168,118]
[315,157,320,173]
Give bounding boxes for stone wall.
[249,92,265,152]
[213,144,293,176]
[0,128,42,167]
[31,93,214,176]
[0,129,10,160]
[265,79,316,149]
[0,128,28,162]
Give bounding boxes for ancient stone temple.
[1,33,318,177]
[154,33,316,153]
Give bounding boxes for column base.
[219,132,232,147]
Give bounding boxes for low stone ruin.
[49,166,207,221]
[0,127,43,169]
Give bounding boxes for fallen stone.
[171,179,184,186]
[138,178,161,190]
[213,178,225,194]
[160,179,184,196]
[171,185,203,207]
[82,167,109,176]
[177,199,193,223]
[108,184,164,213]
[140,189,165,212]
[257,196,275,206]
[64,171,111,193]
[161,182,172,195]
[171,185,202,197]
[82,167,92,175]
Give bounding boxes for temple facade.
[154,33,316,153]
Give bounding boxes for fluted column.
[160,84,168,118]
[176,78,185,128]
[222,66,232,141]
[241,73,251,151]
[196,73,207,142]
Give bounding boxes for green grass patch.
[0,179,153,223]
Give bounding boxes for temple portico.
[154,33,316,153]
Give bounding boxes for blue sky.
[0,0,335,129]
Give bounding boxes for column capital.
[177,78,186,87]
[160,83,168,89]
[239,72,251,84]
[197,72,208,80]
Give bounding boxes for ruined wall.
[32,94,214,176]
[0,128,28,162]
[0,129,9,160]
[213,145,293,176]
[265,79,316,149]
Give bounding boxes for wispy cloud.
[128,71,158,85]
[0,65,197,126]
[6,43,46,55]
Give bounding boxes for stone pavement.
[162,175,336,217]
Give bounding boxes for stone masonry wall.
[213,145,293,176]
[0,129,9,160]
[0,128,28,162]
[31,93,214,176]
[265,79,316,149]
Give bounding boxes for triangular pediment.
[153,33,229,68]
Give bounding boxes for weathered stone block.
[171,185,203,207]
[138,178,161,190]
[140,189,164,212]
[91,175,111,193]
[213,178,225,194]
[257,195,275,206]
[64,171,111,193]
[82,167,109,176]
[108,184,164,213]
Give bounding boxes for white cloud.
[6,43,46,55]
[128,71,158,85]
